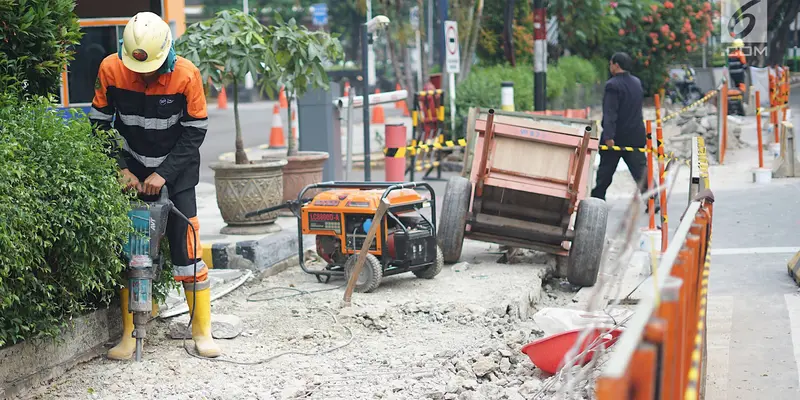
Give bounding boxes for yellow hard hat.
[121,12,172,74]
[732,38,745,48]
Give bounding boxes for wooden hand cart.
[439,108,608,286]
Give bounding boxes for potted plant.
[176,10,287,234]
[261,15,344,206]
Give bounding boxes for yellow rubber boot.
[183,280,221,358]
[107,288,136,360]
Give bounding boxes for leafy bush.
[557,56,600,86]
[0,94,132,347]
[453,58,604,134]
[0,0,82,97]
[546,65,567,101]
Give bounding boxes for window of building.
[66,26,120,105]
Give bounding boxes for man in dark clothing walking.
[591,52,650,202]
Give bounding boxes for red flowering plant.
[551,0,717,94]
[610,0,716,93]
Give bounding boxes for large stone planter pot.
[265,151,329,216]
[210,158,288,235]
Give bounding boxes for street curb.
[0,308,121,399]
[204,228,315,274]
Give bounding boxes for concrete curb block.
[209,229,316,274]
[0,308,121,399]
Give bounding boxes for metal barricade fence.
[595,136,713,400]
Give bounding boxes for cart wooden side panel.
[462,110,600,256]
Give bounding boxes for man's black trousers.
[591,150,647,200]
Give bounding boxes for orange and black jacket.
[728,50,747,79]
[89,55,208,194]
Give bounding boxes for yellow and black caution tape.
[598,145,650,152]
[758,103,789,114]
[413,161,440,172]
[660,90,718,124]
[384,137,468,158]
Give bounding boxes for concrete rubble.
[26,245,609,400]
[665,103,748,163]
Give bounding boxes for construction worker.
[89,12,220,360]
[728,38,748,92]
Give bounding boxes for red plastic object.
[520,327,625,375]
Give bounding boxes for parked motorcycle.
[665,65,704,107]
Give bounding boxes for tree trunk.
[287,94,297,157]
[768,0,800,65]
[419,0,429,84]
[459,0,477,72]
[459,0,483,83]
[233,76,249,165]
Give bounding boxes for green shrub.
[0,0,82,97]
[0,94,132,347]
[557,56,600,86]
[546,65,567,102]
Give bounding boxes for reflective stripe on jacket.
[90,54,208,193]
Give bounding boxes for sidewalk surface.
[598,84,800,399]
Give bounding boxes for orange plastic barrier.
[525,107,591,119]
[595,138,713,400]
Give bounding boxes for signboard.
[410,6,420,30]
[444,20,460,74]
[311,3,328,26]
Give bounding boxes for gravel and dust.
[27,241,598,400]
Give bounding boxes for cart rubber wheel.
[413,246,445,279]
[344,253,383,293]
[438,176,472,264]
[567,198,609,287]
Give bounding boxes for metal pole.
[702,43,707,69]
[243,0,254,91]
[427,0,434,68]
[346,88,355,180]
[449,72,456,137]
[439,0,449,71]
[416,26,423,91]
[367,0,376,89]
[533,0,547,111]
[362,25,372,181]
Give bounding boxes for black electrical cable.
[169,209,353,364]
[166,207,199,360]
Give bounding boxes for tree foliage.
[0,94,132,347]
[551,0,716,94]
[175,9,273,164]
[0,0,82,97]
[261,14,344,156]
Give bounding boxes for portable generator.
[123,189,172,361]
[246,182,443,293]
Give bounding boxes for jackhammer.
[122,188,173,361]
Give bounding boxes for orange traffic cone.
[279,86,289,108]
[371,89,386,124]
[269,104,286,149]
[394,83,409,117]
[343,81,351,97]
[217,87,228,110]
